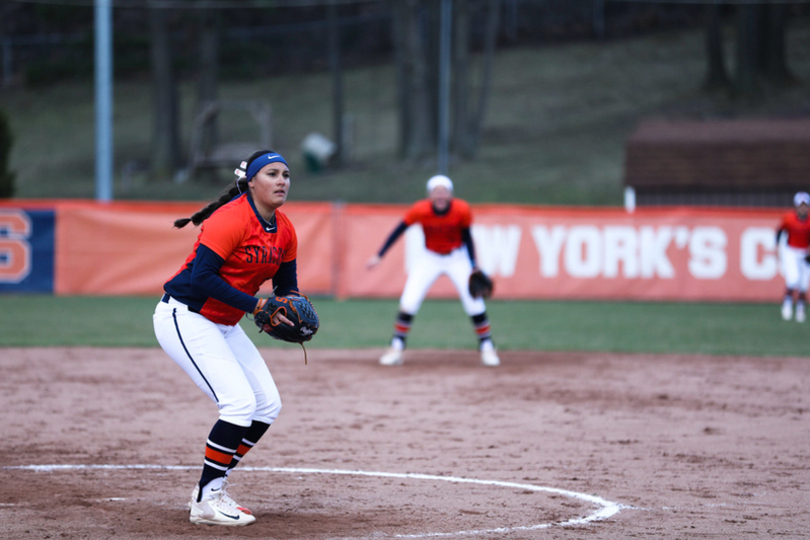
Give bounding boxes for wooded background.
[1,1,808,195]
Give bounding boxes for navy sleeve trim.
[462,227,476,266]
[272,259,299,297]
[192,244,260,313]
[378,221,408,258]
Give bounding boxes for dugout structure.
[624,118,810,207]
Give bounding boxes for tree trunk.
[149,7,180,178]
[734,4,760,96]
[425,0,441,152]
[703,2,730,91]
[197,8,219,157]
[468,0,500,156]
[402,0,432,159]
[759,4,792,84]
[451,0,473,158]
[391,0,411,159]
[327,0,344,165]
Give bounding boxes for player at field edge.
[776,191,810,322]
[153,150,301,526]
[366,174,500,367]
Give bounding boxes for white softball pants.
[153,297,282,428]
[400,246,486,316]
[780,245,810,292]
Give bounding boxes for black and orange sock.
[198,419,249,500]
[392,311,413,347]
[471,312,493,347]
[225,421,271,475]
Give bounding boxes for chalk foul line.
[6,464,628,538]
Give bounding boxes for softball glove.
[254,295,319,344]
[468,269,494,299]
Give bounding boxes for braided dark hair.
[174,150,275,228]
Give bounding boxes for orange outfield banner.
[344,204,788,302]
[0,200,788,302]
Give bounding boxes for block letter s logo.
[0,210,32,283]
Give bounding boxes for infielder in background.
[153,150,299,526]
[366,175,500,367]
[776,191,810,322]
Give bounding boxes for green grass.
[4,23,810,205]
[1,296,808,357]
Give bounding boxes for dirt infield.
[2,347,808,539]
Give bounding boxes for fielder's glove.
[253,295,320,344]
[468,269,494,299]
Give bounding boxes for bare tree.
[703,2,731,91]
[452,0,499,158]
[733,3,795,96]
[327,0,344,165]
[149,6,180,178]
[392,0,500,163]
[197,7,220,157]
[759,3,793,84]
[393,0,433,160]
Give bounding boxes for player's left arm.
[272,259,299,297]
[367,221,408,269]
[461,227,477,268]
[191,244,262,313]
[459,201,476,268]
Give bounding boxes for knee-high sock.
[392,311,414,347]
[471,312,493,346]
[198,419,248,499]
[224,421,270,477]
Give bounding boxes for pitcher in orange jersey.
[153,150,304,526]
[367,175,500,367]
[776,191,810,322]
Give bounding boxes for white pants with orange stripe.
[153,297,282,428]
[780,245,810,292]
[399,246,486,316]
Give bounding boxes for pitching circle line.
[9,464,625,538]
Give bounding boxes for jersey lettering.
[243,245,286,265]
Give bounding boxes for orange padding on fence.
[1,200,787,301]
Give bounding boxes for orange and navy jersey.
[404,199,472,255]
[164,193,297,325]
[778,210,810,249]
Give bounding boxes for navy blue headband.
[245,152,289,182]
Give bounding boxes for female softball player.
[776,191,810,322]
[153,150,299,526]
[366,175,500,367]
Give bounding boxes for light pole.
[94,0,113,202]
[437,0,452,175]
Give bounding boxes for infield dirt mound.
[1,347,808,539]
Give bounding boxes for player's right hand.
[366,255,382,269]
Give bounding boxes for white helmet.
[794,191,810,207]
[426,175,453,194]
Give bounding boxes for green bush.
[0,109,14,198]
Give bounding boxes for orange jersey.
[166,194,297,325]
[778,211,810,249]
[404,199,472,255]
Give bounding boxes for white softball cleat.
[481,348,500,367]
[379,347,404,366]
[190,481,252,516]
[796,304,806,323]
[189,483,255,526]
[781,302,793,321]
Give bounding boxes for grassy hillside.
[4,23,810,206]
[1,296,809,357]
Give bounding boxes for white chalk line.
[7,464,627,538]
